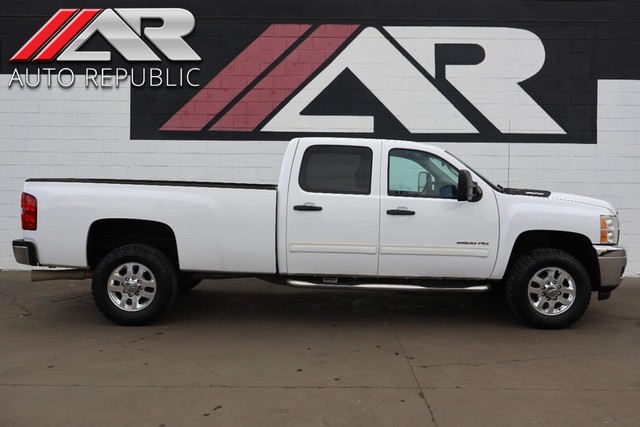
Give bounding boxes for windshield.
[445,151,502,192]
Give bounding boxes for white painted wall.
[1,76,638,275]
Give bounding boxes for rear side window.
[299,145,372,195]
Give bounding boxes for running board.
[285,279,489,293]
[32,269,92,282]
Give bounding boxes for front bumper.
[593,245,626,300]
[12,240,39,266]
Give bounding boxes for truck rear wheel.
[505,248,591,329]
[92,244,178,326]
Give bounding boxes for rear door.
[286,139,381,276]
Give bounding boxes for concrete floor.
[0,272,638,427]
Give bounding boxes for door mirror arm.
[457,170,483,202]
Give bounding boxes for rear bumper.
[593,245,626,300]
[12,240,39,266]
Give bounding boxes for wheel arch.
[506,230,600,291]
[87,219,179,269]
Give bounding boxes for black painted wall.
[2,0,639,143]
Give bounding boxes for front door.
[286,139,381,276]
[378,142,499,278]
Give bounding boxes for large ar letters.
[265,27,564,135]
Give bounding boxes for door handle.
[386,208,415,216]
[294,204,323,212]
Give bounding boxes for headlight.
[600,215,619,244]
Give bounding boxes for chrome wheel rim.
[527,267,576,316]
[107,262,157,312]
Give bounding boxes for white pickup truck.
[13,138,626,328]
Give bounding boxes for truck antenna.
[507,120,511,188]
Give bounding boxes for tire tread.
[505,248,591,329]
[92,244,178,326]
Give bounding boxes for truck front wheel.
[92,244,178,326]
[505,249,591,329]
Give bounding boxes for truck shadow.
[169,279,515,328]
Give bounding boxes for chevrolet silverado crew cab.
[13,138,626,329]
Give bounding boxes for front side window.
[299,145,372,195]
[388,149,458,199]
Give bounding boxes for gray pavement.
[0,272,638,427]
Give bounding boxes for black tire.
[92,244,178,326]
[179,274,202,293]
[505,248,591,329]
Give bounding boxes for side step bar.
[285,279,489,293]
[32,269,92,282]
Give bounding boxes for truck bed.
[23,179,278,273]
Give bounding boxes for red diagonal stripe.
[33,9,101,62]
[161,24,312,131]
[211,24,359,132]
[10,9,78,62]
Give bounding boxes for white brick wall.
[1,76,638,275]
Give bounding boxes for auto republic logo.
[8,8,201,88]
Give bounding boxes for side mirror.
[457,170,483,202]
